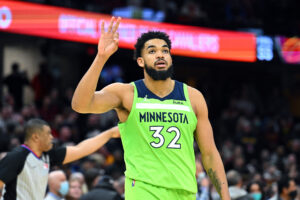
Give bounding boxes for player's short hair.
[134,31,172,60]
[24,118,49,141]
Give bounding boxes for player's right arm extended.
[71,16,121,113]
[71,55,122,113]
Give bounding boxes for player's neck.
[143,77,174,98]
[23,141,42,157]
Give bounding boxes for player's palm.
[98,17,121,57]
[98,32,118,56]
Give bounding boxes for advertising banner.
[0,1,256,62]
[276,36,300,64]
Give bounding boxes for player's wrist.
[96,53,109,61]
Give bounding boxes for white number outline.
[149,126,165,148]
[166,126,181,149]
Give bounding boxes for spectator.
[45,170,69,200]
[69,172,88,194]
[276,176,298,200]
[80,175,122,200]
[2,63,29,111]
[227,170,252,200]
[31,63,54,108]
[196,177,210,200]
[195,157,210,200]
[179,0,207,24]
[113,175,125,200]
[105,150,125,179]
[246,181,264,200]
[83,168,102,192]
[66,176,83,200]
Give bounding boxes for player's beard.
[144,63,174,80]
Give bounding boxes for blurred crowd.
[22,0,300,36]
[0,60,299,200]
[198,84,300,200]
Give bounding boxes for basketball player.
[72,17,230,200]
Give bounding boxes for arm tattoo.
[207,168,222,197]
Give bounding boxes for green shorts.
[125,177,196,200]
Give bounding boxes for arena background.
[0,0,299,199]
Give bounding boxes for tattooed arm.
[189,87,230,200]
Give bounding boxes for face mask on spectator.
[251,193,262,200]
[288,190,297,199]
[58,181,69,196]
[197,172,206,183]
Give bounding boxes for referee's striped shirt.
[0,145,66,200]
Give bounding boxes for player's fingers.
[107,16,115,33]
[114,32,119,45]
[100,20,105,34]
[112,17,121,33]
[113,32,119,40]
[114,38,119,45]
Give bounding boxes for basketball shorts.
[125,177,196,200]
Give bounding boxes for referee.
[0,118,119,200]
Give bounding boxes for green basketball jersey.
[118,79,198,193]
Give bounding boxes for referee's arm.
[63,126,120,164]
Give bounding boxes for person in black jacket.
[80,175,122,200]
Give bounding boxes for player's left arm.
[189,87,230,200]
[63,126,120,164]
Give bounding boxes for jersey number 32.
[149,126,181,149]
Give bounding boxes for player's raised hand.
[98,16,121,58]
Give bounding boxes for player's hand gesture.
[98,16,121,58]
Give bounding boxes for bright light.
[0,6,12,29]
[257,36,273,61]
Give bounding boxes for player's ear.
[137,57,144,68]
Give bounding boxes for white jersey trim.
[136,103,190,111]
